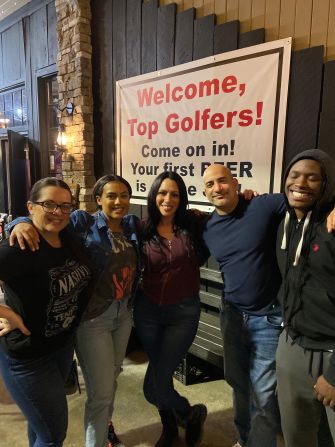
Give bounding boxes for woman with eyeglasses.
[0,177,92,447]
[7,174,141,447]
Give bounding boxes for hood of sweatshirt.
[280,149,335,267]
[283,148,335,217]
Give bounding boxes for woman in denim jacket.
[8,174,141,447]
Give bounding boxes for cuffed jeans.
[134,295,200,418]
[221,303,282,447]
[75,299,132,447]
[0,341,74,447]
[277,331,335,447]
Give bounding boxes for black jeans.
[134,294,200,417]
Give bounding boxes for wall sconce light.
[56,123,67,148]
[65,102,74,116]
[58,101,74,116]
[54,101,73,154]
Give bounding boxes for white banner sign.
[116,38,291,210]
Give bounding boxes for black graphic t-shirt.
[83,231,137,319]
[0,237,91,358]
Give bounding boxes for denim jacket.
[8,210,142,306]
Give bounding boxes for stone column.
[55,0,96,211]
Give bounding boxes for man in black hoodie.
[276,149,335,446]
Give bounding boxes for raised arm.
[327,208,335,233]
[8,219,40,251]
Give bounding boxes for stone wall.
[55,0,96,211]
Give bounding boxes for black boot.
[155,409,178,447]
[184,404,207,447]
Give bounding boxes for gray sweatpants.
[276,331,335,447]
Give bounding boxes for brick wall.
[55,0,96,211]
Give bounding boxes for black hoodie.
[276,149,335,384]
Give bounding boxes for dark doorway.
[6,130,30,218]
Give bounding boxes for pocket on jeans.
[266,314,283,328]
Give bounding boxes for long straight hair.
[143,172,207,262]
[143,171,189,241]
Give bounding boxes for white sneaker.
[232,443,243,447]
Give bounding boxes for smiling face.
[203,164,239,215]
[155,178,180,220]
[28,186,72,235]
[96,181,130,222]
[285,158,324,219]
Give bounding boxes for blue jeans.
[134,295,200,418]
[221,304,282,447]
[75,299,132,447]
[0,341,74,447]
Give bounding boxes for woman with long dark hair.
[0,177,92,447]
[134,171,208,447]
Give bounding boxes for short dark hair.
[144,171,188,239]
[29,177,72,202]
[92,175,132,208]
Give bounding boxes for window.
[0,87,27,129]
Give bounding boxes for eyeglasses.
[33,200,74,214]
